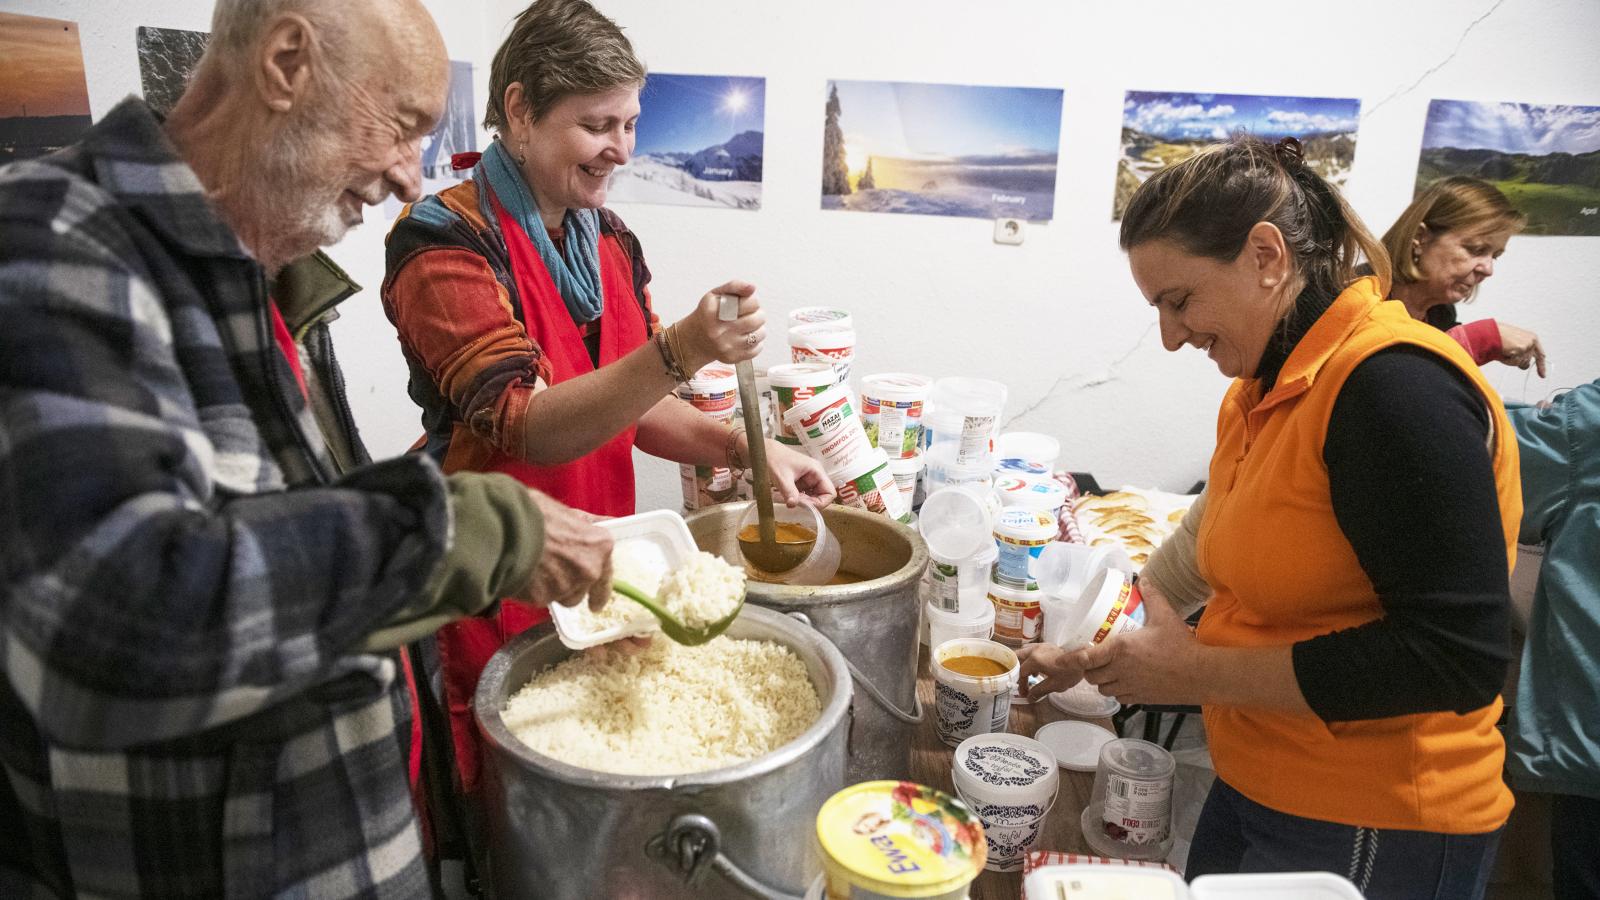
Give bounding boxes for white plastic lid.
[766,361,839,388]
[995,476,1068,511]
[919,487,993,559]
[682,363,736,388]
[1190,872,1367,899]
[951,732,1059,805]
[886,453,925,475]
[787,306,852,328]
[861,372,932,402]
[1023,866,1188,898]
[789,321,857,347]
[1034,720,1117,772]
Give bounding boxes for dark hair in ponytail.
[1119,135,1390,301]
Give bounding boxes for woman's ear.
[503,82,529,138]
[1245,221,1290,289]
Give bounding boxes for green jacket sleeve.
[1508,396,1577,545]
[361,471,545,651]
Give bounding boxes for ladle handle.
[719,294,776,546]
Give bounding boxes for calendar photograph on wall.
[383,59,475,218]
[820,79,1062,221]
[1115,90,1360,219]
[606,73,764,211]
[136,26,208,116]
[1417,99,1600,236]
[0,11,92,164]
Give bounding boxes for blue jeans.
[1186,779,1503,900]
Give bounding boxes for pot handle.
[647,813,806,900]
[786,612,924,726]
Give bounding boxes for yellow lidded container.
[816,780,985,899]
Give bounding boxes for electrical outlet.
[994,217,1025,245]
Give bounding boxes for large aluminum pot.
[474,604,851,900]
[688,502,928,784]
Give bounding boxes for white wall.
[18,0,1600,514]
[5,0,496,459]
[491,0,1600,512]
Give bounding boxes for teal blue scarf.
[478,139,605,324]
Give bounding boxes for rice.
[570,539,663,632]
[656,550,746,629]
[501,636,821,775]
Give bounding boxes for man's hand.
[513,490,613,610]
[1017,642,1087,702]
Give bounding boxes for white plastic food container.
[549,510,695,649]
[951,733,1059,872]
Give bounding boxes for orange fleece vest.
[1197,277,1520,834]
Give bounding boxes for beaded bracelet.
[724,425,746,471]
[654,328,687,383]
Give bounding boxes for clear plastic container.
[737,501,842,586]
[1081,738,1176,861]
[927,599,995,649]
[925,378,1007,468]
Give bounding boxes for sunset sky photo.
[0,12,91,119]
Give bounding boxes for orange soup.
[941,655,1009,678]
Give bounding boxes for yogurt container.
[861,373,932,459]
[789,306,854,331]
[673,363,738,420]
[1062,569,1147,648]
[992,508,1057,587]
[815,780,985,899]
[951,733,1060,872]
[784,387,874,474]
[1082,738,1176,861]
[768,362,839,443]
[925,378,1007,467]
[887,454,924,516]
[932,638,1019,747]
[679,462,742,512]
[986,578,1042,645]
[994,476,1069,514]
[993,431,1060,478]
[832,449,910,522]
[790,322,857,381]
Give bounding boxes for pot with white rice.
[475,604,852,899]
[689,502,928,784]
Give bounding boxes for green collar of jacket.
[269,251,361,340]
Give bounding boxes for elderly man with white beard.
[0,1,617,896]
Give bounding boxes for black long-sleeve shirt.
[1254,290,1511,722]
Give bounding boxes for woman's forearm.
[519,341,679,464]
[634,395,735,466]
[1195,643,1313,715]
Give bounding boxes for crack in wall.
[1362,0,1507,120]
[1005,321,1156,429]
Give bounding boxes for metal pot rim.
[474,604,853,791]
[693,502,929,606]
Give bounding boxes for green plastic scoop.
[610,577,745,646]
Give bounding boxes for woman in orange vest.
[382,0,832,799]
[1022,137,1521,897]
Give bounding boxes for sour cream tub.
[861,373,932,460]
[769,362,839,444]
[815,780,985,899]
[986,578,1042,645]
[1063,569,1147,648]
[952,733,1059,872]
[886,454,923,518]
[831,449,910,522]
[674,363,738,420]
[994,476,1069,514]
[790,322,857,381]
[785,388,874,474]
[932,639,1020,747]
[992,507,1057,587]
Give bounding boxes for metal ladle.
[716,295,815,574]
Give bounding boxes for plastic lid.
[684,363,736,385]
[951,733,1059,807]
[1100,738,1176,780]
[918,487,992,559]
[766,361,839,387]
[831,447,891,484]
[986,578,1040,604]
[1034,720,1117,772]
[862,372,933,401]
[789,306,852,326]
[886,453,925,474]
[815,781,985,896]
[1047,683,1121,719]
[995,476,1068,511]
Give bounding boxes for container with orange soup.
[814,780,985,899]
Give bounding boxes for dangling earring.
[517,140,527,166]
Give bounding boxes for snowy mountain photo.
[607,74,765,211]
[1114,91,1361,219]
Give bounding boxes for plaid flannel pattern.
[0,99,451,898]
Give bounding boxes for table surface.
[909,647,1115,900]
